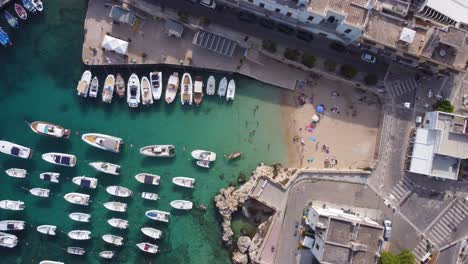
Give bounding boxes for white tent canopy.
[101,35,128,55]
[400,27,416,44]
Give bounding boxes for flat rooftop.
[307,0,369,27]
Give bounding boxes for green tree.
[324,60,337,72]
[340,64,358,79]
[262,40,277,54]
[398,250,416,264]
[378,250,416,264]
[433,100,454,113]
[301,54,316,68]
[283,48,300,61]
[364,74,378,86]
[379,251,399,264]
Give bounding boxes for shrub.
[301,54,316,68]
[324,60,337,72]
[433,100,454,113]
[284,48,300,61]
[340,64,358,79]
[178,11,189,23]
[262,40,277,54]
[364,74,378,86]
[378,250,416,264]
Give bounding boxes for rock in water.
[237,236,251,254]
[232,251,248,264]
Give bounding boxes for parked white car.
[361,53,377,63]
[383,220,392,240]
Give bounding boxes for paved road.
[151,0,389,77]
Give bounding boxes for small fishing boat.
[69,212,91,223]
[22,0,36,13]
[72,176,98,189]
[145,210,170,223]
[0,27,12,47]
[0,232,18,248]
[172,177,195,189]
[165,72,179,104]
[139,145,175,158]
[150,71,162,100]
[141,227,162,240]
[40,261,64,264]
[0,200,25,211]
[141,76,153,106]
[193,76,204,106]
[42,152,77,167]
[206,76,216,95]
[31,0,43,12]
[170,200,193,210]
[77,70,92,97]
[0,140,32,159]
[102,234,124,246]
[99,251,115,259]
[127,73,140,108]
[64,192,90,206]
[4,11,19,29]
[228,151,242,160]
[136,242,158,254]
[106,186,132,198]
[39,172,60,183]
[226,79,236,101]
[115,73,125,98]
[14,4,27,20]
[81,133,123,153]
[218,77,227,97]
[88,76,99,98]
[68,230,91,240]
[30,188,50,197]
[196,160,211,168]
[89,161,120,175]
[0,220,25,231]
[102,74,115,103]
[67,247,85,256]
[104,201,127,212]
[5,168,27,178]
[141,192,158,201]
[180,73,193,106]
[108,218,128,229]
[26,121,70,138]
[36,225,56,236]
[191,150,216,161]
[135,173,160,186]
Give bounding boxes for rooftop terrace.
[307,0,370,27]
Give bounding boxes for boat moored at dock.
[89,161,120,175]
[127,73,140,108]
[145,210,170,223]
[0,27,12,47]
[102,234,124,246]
[172,177,195,189]
[108,218,128,229]
[191,150,216,161]
[99,251,115,259]
[106,186,132,198]
[193,76,204,106]
[31,0,43,12]
[68,230,91,240]
[226,79,236,101]
[196,160,211,168]
[170,200,193,210]
[81,133,123,153]
[0,140,32,159]
[36,225,56,236]
[141,192,158,201]
[64,192,90,206]
[0,200,24,211]
[42,152,76,167]
[29,188,50,197]
[0,220,25,231]
[135,173,160,185]
[115,73,125,98]
[150,71,162,100]
[206,76,216,95]
[40,261,64,264]
[14,4,27,20]
[180,73,193,106]
[77,70,92,97]
[165,72,179,104]
[72,176,98,189]
[218,77,227,97]
[141,227,162,240]
[136,242,158,254]
[141,76,153,106]
[26,121,70,138]
[104,201,127,212]
[22,0,36,13]
[67,247,85,255]
[102,74,115,103]
[88,76,99,98]
[4,11,19,29]
[69,212,91,223]
[40,172,60,183]
[0,232,18,248]
[5,168,27,178]
[139,145,175,158]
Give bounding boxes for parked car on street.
[277,24,294,35]
[238,11,256,23]
[259,18,275,29]
[296,30,313,42]
[361,53,377,63]
[329,42,346,52]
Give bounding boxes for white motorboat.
[145,210,170,223]
[108,218,128,229]
[0,232,18,248]
[81,133,123,153]
[64,192,90,206]
[141,76,153,106]
[104,201,127,212]
[218,77,227,97]
[207,76,216,95]
[165,72,179,104]
[5,168,27,178]
[36,225,56,236]
[102,234,124,246]
[40,172,60,183]
[136,242,159,254]
[72,176,98,189]
[191,150,216,161]
[150,71,162,100]
[127,73,141,108]
[42,152,76,167]
[135,173,160,185]
[193,75,204,106]
[139,145,175,158]
[40,261,64,264]
[180,72,193,105]
[0,220,25,231]
[77,70,91,97]
[0,140,32,159]
[67,247,85,255]
[29,188,50,198]
[89,162,120,175]
[26,121,70,138]
[116,73,125,98]
[141,192,158,201]
[226,79,236,101]
[170,200,193,210]
[88,76,99,98]
[106,186,132,198]
[141,227,162,240]
[102,74,115,103]
[196,160,211,168]
[172,177,195,189]
[68,230,91,240]
[31,0,43,12]
[0,200,25,211]
[69,212,91,223]
[99,251,115,259]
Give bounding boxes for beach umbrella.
[316,105,324,113]
[312,115,320,122]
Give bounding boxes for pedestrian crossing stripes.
[387,78,419,98]
[387,177,413,206]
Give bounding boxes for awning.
[108,6,136,26]
[301,236,315,249]
[101,35,129,55]
[400,27,416,44]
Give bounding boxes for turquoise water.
[0,1,288,263]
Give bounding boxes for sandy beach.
[281,75,382,169]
